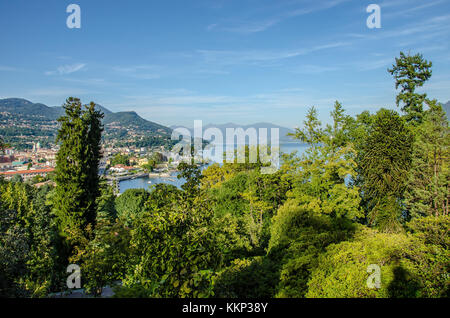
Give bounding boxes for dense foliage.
[52,98,104,250]
[0,52,448,298]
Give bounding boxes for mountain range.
[0,98,173,149]
[1,98,448,150]
[172,100,450,143]
[0,98,170,134]
[171,122,297,143]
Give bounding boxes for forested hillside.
[0,98,174,149]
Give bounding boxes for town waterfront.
[118,142,308,193]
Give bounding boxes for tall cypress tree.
[83,101,104,226]
[53,97,104,247]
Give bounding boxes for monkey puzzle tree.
[359,109,413,232]
[388,52,432,125]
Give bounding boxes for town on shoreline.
[0,141,206,192]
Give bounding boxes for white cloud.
[28,87,88,97]
[206,23,218,31]
[111,65,160,79]
[197,41,350,66]
[290,64,341,74]
[350,14,450,42]
[381,0,445,15]
[104,88,342,127]
[355,58,394,71]
[215,0,351,34]
[45,63,86,75]
[0,66,19,72]
[62,77,114,87]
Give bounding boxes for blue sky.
[0,0,449,128]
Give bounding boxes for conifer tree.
[404,100,449,218]
[359,109,413,232]
[388,52,432,124]
[287,104,362,220]
[53,97,104,247]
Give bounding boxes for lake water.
[119,172,186,193]
[118,142,307,193]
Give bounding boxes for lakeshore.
[118,172,185,193]
[117,142,308,194]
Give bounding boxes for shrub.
[306,227,449,298]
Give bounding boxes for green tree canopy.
[404,100,449,218]
[359,108,413,232]
[286,104,362,220]
[53,97,104,249]
[123,191,222,297]
[307,225,449,298]
[115,189,150,226]
[388,52,432,124]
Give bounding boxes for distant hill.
[0,98,62,119]
[0,98,174,149]
[1,98,111,119]
[103,111,170,135]
[171,122,298,143]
